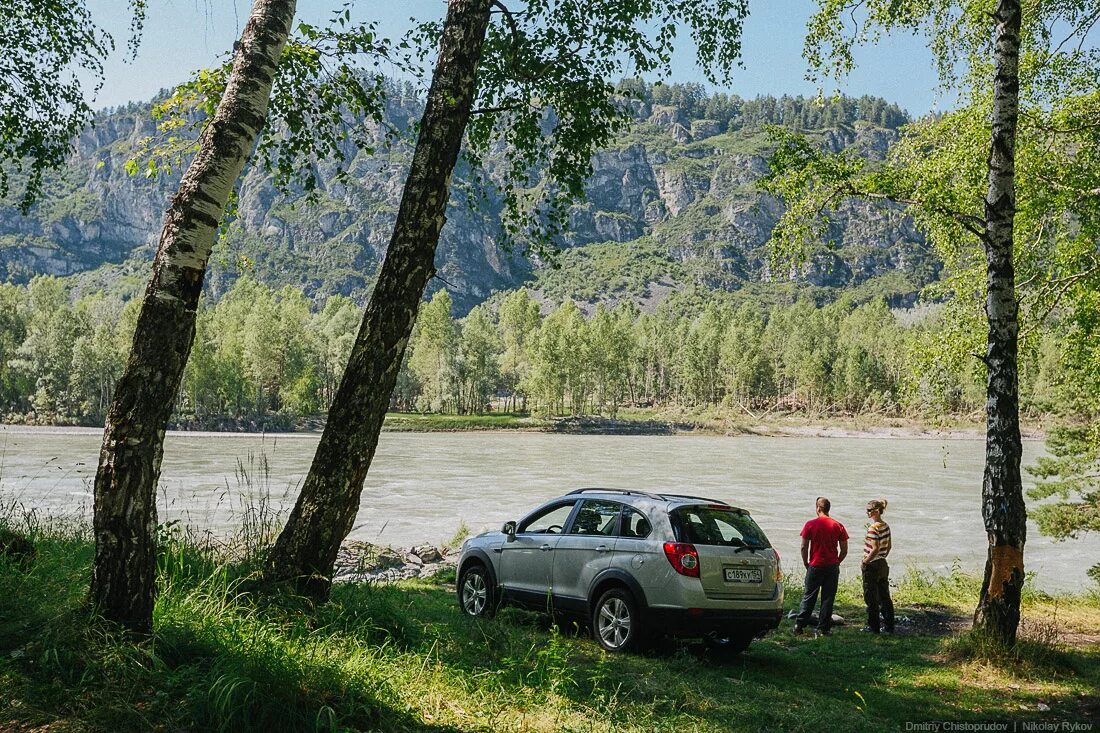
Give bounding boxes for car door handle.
[540,544,553,552]
[596,545,610,553]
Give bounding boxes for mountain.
[0,85,935,314]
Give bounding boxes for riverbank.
[1,525,1097,732]
[3,410,1048,440]
[360,409,1044,439]
[391,408,1055,440]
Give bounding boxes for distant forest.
[616,80,911,130]
[0,275,1063,428]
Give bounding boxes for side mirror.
[502,521,517,542]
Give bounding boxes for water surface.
[2,426,1095,591]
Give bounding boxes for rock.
[670,123,693,144]
[691,119,722,140]
[375,552,404,569]
[413,545,443,564]
[419,563,445,578]
[318,211,342,237]
[404,553,424,566]
[648,105,687,129]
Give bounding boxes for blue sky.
[86,0,949,115]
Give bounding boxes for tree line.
[0,275,1067,426]
[616,79,911,131]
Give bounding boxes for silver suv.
[456,489,784,653]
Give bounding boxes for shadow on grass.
[381,582,1100,730]
[0,539,463,733]
[3,535,1099,732]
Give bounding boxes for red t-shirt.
[801,516,849,567]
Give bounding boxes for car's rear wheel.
[703,631,754,655]
[458,563,496,618]
[592,588,642,652]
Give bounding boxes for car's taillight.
[774,549,783,581]
[663,542,700,577]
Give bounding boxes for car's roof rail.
[659,493,740,507]
[566,487,664,501]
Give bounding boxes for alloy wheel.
[597,597,631,649]
[461,571,487,616]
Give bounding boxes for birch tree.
[91,0,298,631]
[91,0,410,630]
[764,0,1100,644]
[267,0,750,598]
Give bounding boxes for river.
[2,425,1096,592]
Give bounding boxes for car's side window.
[619,508,652,539]
[567,500,621,536]
[519,502,576,534]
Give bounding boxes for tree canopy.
[0,0,144,211]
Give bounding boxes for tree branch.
[844,185,988,239]
[1035,170,1100,202]
[470,103,527,116]
[490,0,535,83]
[1020,256,1100,339]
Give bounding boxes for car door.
[499,500,577,610]
[610,506,667,600]
[551,499,621,613]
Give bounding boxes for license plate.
[724,567,762,583]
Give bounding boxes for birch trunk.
[91,0,296,632]
[266,0,493,598]
[973,0,1027,646]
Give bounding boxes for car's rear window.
[670,506,771,549]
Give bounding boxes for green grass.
[1,524,1097,732]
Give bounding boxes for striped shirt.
[863,520,891,563]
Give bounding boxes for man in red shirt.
[793,496,849,636]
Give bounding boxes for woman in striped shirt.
[861,498,895,633]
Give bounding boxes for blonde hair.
[867,498,888,514]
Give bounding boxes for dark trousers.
[796,564,840,631]
[862,558,895,632]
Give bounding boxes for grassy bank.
[1,527,1097,732]
[378,408,1006,439]
[0,409,1017,438]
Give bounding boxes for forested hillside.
[0,83,927,314]
[0,83,963,426]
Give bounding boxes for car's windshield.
[670,506,770,549]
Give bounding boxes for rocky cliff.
[0,90,933,313]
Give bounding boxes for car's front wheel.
[592,588,642,652]
[458,563,496,618]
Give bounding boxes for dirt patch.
[897,603,971,636]
[1061,631,1100,646]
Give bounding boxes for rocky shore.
[332,541,461,584]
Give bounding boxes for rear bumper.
[648,607,784,637]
